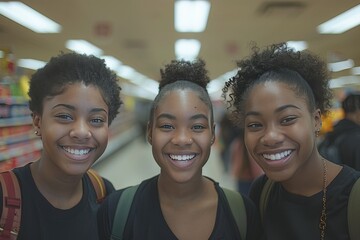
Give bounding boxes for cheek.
[92,127,109,145]
[290,121,314,142]
[244,132,256,150]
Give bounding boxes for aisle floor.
[93,137,236,191]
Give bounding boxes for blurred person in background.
[229,128,263,196]
[319,93,360,170]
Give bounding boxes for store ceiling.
[1,0,360,93]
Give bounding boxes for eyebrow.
[52,104,108,114]
[156,113,209,121]
[245,104,300,117]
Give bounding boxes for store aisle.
[93,137,236,191]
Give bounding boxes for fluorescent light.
[175,39,201,61]
[100,56,122,70]
[174,0,211,32]
[286,41,308,51]
[116,65,136,80]
[329,76,360,89]
[317,4,360,34]
[328,59,354,72]
[17,59,46,70]
[0,1,61,33]
[351,67,360,75]
[66,40,103,56]
[115,65,159,94]
[121,83,157,100]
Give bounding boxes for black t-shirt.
[0,164,115,240]
[97,175,262,240]
[250,165,360,240]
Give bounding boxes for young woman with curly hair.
[223,43,360,240]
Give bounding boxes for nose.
[260,125,284,147]
[171,128,193,146]
[69,119,92,140]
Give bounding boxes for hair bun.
[159,59,210,90]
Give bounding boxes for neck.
[157,175,209,204]
[30,160,83,209]
[282,156,324,196]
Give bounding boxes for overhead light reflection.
[0,1,61,33]
[317,4,360,34]
[175,39,201,61]
[174,0,211,32]
[65,40,103,56]
[17,59,46,70]
[328,59,354,72]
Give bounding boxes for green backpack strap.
[223,188,246,240]
[259,179,274,223]
[111,185,139,240]
[348,177,360,240]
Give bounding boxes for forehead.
[245,81,308,112]
[44,83,107,108]
[156,89,210,115]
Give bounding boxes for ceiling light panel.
[174,0,211,32]
[175,39,201,61]
[0,1,61,33]
[317,4,360,34]
[65,40,103,56]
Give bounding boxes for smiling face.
[244,81,321,182]
[148,89,215,184]
[33,82,109,176]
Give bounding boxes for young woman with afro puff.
[97,59,262,240]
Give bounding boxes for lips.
[169,154,196,161]
[168,154,196,168]
[63,147,92,155]
[262,150,292,161]
[62,146,95,161]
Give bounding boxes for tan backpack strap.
[259,179,274,223]
[222,188,246,240]
[0,171,21,239]
[348,177,360,240]
[87,169,106,203]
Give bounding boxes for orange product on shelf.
[0,125,33,137]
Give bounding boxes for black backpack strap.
[348,177,360,240]
[0,171,21,240]
[222,188,246,240]
[87,169,106,203]
[259,179,274,223]
[111,185,139,240]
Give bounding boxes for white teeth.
[63,147,91,155]
[263,150,291,161]
[169,154,195,161]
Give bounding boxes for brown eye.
[160,124,173,130]
[281,116,297,125]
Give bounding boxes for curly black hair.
[149,59,213,125]
[158,59,210,90]
[28,52,122,125]
[222,42,333,126]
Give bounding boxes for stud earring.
[315,130,320,137]
[35,130,38,135]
